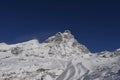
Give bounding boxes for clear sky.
[0,0,120,52]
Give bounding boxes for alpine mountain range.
[0,30,120,80]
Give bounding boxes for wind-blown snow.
[0,30,120,80]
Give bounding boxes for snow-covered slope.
[0,30,120,80]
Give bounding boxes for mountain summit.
[43,30,90,58]
[0,30,120,80]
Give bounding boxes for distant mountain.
[0,30,120,80]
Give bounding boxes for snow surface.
[0,30,120,80]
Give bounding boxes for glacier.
[0,30,120,80]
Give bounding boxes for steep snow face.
[0,30,120,80]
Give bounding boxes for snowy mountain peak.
[44,30,90,55]
[64,30,71,34]
[44,30,79,47]
[44,30,74,43]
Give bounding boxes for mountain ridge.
[0,30,120,80]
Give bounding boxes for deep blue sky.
[0,0,120,52]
